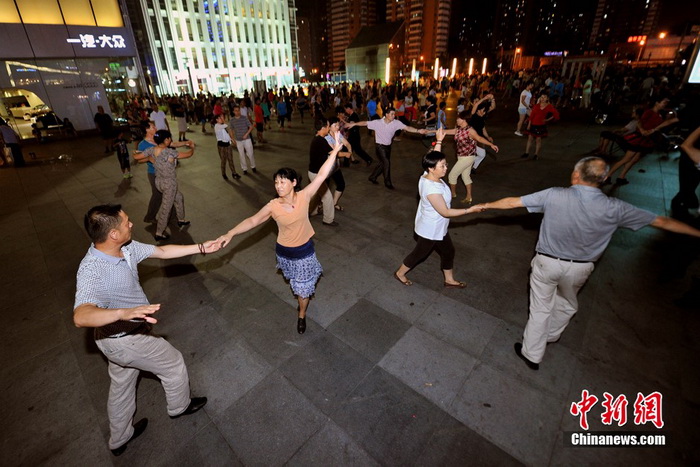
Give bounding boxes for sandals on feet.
[334,204,344,211]
[444,281,467,289]
[394,272,412,286]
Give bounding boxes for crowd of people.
[66,65,700,456]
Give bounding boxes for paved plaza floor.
[1,99,699,466]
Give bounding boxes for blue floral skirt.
[275,240,323,298]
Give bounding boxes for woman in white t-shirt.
[394,131,481,288]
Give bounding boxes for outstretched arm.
[346,121,368,129]
[427,194,483,218]
[680,126,700,165]
[303,142,342,197]
[467,128,499,152]
[473,197,525,212]
[651,216,700,237]
[218,204,273,248]
[150,239,221,259]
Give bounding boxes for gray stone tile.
[478,322,578,400]
[241,303,324,367]
[0,312,70,371]
[449,363,564,466]
[379,326,478,411]
[364,280,434,323]
[414,294,502,358]
[279,333,374,415]
[214,371,328,465]
[158,421,243,467]
[0,347,101,466]
[415,422,523,467]
[332,366,469,465]
[188,336,274,414]
[328,298,411,362]
[288,420,379,466]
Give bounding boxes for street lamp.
[421,55,425,71]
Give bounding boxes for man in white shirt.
[150,107,169,131]
[346,108,427,189]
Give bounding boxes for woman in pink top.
[218,140,343,334]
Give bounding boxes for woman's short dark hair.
[154,130,172,145]
[273,167,302,191]
[422,151,446,171]
[328,116,339,125]
[458,110,470,120]
[84,204,122,243]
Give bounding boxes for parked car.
[23,104,51,121]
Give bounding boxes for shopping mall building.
[0,0,299,139]
[0,0,143,138]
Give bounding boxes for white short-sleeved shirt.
[415,174,451,240]
[150,110,168,130]
[518,90,532,111]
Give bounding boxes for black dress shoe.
[368,177,378,185]
[177,220,191,227]
[232,173,241,179]
[514,343,539,370]
[154,233,170,241]
[111,418,148,456]
[323,221,339,227]
[252,167,257,173]
[170,397,207,419]
[297,317,306,334]
[385,183,395,190]
[243,170,249,175]
[222,174,229,180]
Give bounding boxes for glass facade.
[0,0,141,137]
[135,0,297,94]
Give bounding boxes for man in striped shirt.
[346,108,427,189]
[74,204,221,456]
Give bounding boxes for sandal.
[334,204,344,211]
[461,198,473,205]
[444,281,467,289]
[394,272,412,286]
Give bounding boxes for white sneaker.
[514,131,523,136]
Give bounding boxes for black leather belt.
[537,252,591,264]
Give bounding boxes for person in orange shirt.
[218,136,343,334]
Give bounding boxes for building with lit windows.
[125,0,298,95]
[327,0,377,71]
[386,0,451,66]
[0,0,142,137]
[588,0,662,53]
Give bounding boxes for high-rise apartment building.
[126,0,298,95]
[492,0,596,57]
[588,0,662,52]
[327,0,377,70]
[387,0,451,65]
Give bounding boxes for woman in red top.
[604,97,678,185]
[521,94,560,160]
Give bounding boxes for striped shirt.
[228,116,251,140]
[74,241,156,338]
[367,118,407,145]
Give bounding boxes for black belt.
[376,143,391,147]
[537,252,591,264]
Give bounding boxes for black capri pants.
[403,232,455,270]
